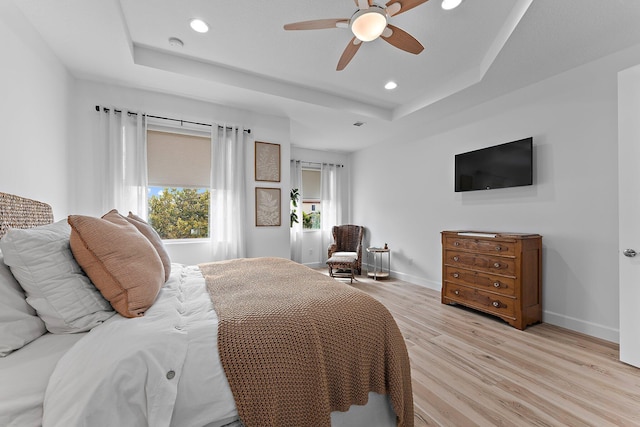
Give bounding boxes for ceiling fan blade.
[381,24,424,54]
[284,19,349,31]
[385,0,429,17]
[355,0,372,8]
[337,37,363,71]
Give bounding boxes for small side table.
[367,247,390,280]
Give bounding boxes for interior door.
[618,65,640,368]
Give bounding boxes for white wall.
[352,44,640,342]
[290,147,350,267]
[71,79,291,264]
[0,0,72,219]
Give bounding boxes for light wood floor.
[322,271,640,426]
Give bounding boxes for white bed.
[0,332,86,426]
[42,264,397,427]
[0,192,411,427]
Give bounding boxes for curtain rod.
[95,105,251,134]
[292,159,344,168]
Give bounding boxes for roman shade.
[147,130,211,187]
[302,169,321,200]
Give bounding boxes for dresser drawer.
[444,236,516,256]
[443,266,516,296]
[444,250,516,276]
[443,283,516,318]
[441,231,542,330]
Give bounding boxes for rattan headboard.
[0,192,54,239]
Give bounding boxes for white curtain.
[320,163,342,261]
[100,108,148,217]
[290,160,303,263]
[210,125,248,261]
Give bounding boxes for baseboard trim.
[367,265,619,344]
[316,262,618,343]
[542,310,619,343]
[390,270,441,291]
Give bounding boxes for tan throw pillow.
[126,212,171,282]
[68,210,164,318]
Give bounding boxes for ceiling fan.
[284,0,429,71]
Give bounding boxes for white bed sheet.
[41,263,396,426]
[0,332,86,427]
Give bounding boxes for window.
[301,169,321,230]
[146,130,210,239]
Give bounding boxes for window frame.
[146,125,212,241]
[301,168,321,231]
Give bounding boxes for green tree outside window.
[148,188,209,239]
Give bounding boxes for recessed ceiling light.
[441,0,463,10]
[190,18,209,33]
[384,81,398,90]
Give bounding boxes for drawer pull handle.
[493,282,501,288]
[453,273,460,278]
[454,241,460,246]
[492,301,500,308]
[453,256,459,262]
[454,290,460,295]
[494,262,500,268]
[495,246,502,251]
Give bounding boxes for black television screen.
[455,137,533,192]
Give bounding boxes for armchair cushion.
[332,251,358,258]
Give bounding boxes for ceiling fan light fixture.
[441,0,463,10]
[351,7,388,42]
[189,18,209,33]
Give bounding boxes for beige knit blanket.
[199,257,413,427]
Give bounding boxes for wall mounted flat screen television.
[455,137,533,192]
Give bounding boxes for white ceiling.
[12,0,640,152]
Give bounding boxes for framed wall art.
[255,187,281,227]
[255,141,281,182]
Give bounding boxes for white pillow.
[0,220,115,334]
[0,250,47,356]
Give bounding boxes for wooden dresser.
[441,231,542,330]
